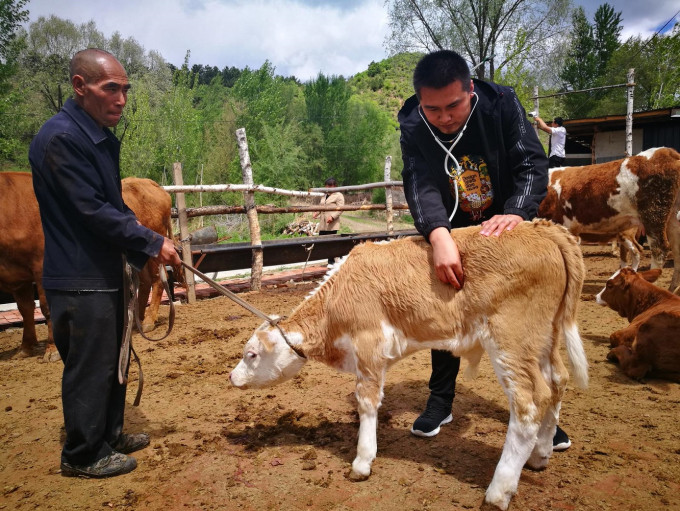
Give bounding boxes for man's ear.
[72,75,87,98]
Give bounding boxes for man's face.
[419,80,474,135]
[79,58,130,128]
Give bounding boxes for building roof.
[564,107,680,137]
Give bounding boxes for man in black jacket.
[30,49,181,478]
[399,50,571,450]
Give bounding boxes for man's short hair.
[324,177,337,187]
[413,50,471,98]
[69,48,116,81]
[553,117,564,127]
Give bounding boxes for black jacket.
[398,79,548,238]
[29,98,163,291]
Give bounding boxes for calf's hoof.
[43,347,61,363]
[481,499,510,511]
[14,348,33,359]
[525,454,549,471]
[347,469,370,482]
[141,322,155,333]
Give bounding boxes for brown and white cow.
[596,267,680,381]
[0,173,177,360]
[538,147,680,289]
[229,219,589,511]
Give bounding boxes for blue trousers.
[46,290,126,465]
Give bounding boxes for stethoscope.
[418,92,479,221]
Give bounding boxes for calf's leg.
[527,343,568,470]
[349,372,384,481]
[485,353,543,510]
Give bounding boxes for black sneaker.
[553,425,571,451]
[411,407,453,437]
[61,452,137,478]
[112,433,150,454]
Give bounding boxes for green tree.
[593,3,622,76]
[0,0,29,165]
[560,4,624,117]
[598,23,680,113]
[304,73,351,136]
[384,0,571,81]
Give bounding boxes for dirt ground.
[1,244,679,511]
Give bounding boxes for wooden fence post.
[236,128,263,291]
[384,156,393,235]
[625,68,635,157]
[173,162,196,304]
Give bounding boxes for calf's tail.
[534,219,589,389]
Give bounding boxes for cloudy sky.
[23,0,680,81]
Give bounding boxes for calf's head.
[596,267,662,315]
[229,321,306,389]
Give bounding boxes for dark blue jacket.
[398,79,548,238]
[29,98,163,291]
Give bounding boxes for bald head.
[69,48,123,82]
[70,48,130,128]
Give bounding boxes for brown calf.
[596,267,680,381]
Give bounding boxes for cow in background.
[538,147,680,290]
[0,173,178,360]
[121,177,182,333]
[596,267,680,382]
[0,172,54,360]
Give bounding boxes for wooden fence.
[164,128,411,301]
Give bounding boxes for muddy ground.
[1,244,679,511]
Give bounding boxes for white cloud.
[24,0,388,80]
[24,0,678,80]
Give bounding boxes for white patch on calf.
[551,176,563,200]
[380,322,413,361]
[306,254,349,300]
[229,328,307,388]
[638,147,659,159]
[608,160,639,216]
[333,334,360,374]
[595,269,621,305]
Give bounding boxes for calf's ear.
[639,268,662,283]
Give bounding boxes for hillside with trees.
[1,0,679,205]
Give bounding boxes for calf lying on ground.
[596,267,680,381]
[230,219,588,511]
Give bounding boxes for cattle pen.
[163,128,415,303]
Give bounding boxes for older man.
[29,49,180,478]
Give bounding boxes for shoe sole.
[553,439,572,452]
[410,414,453,438]
[60,461,137,478]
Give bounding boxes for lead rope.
[119,260,176,406]
[417,92,479,222]
[179,261,306,359]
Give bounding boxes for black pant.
[426,349,461,409]
[549,155,565,168]
[46,289,126,465]
[319,230,338,264]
